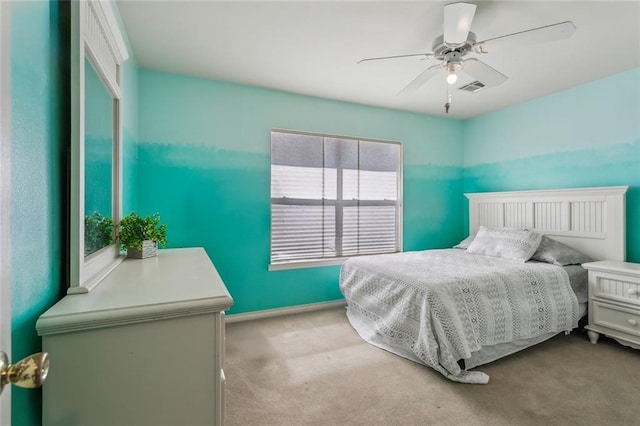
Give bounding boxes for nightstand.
[582,260,640,350]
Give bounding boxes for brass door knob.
[0,351,50,395]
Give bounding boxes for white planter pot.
[126,240,158,259]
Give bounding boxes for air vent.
[459,81,486,93]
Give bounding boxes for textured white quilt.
[340,249,580,384]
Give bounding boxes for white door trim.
[0,1,12,423]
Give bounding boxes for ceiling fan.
[358,2,576,112]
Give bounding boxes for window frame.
[268,128,403,271]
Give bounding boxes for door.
[0,0,11,424]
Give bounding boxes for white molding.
[397,142,404,252]
[69,0,82,288]
[70,249,124,293]
[36,298,224,335]
[465,186,629,200]
[94,0,128,63]
[582,260,640,277]
[466,186,628,262]
[226,299,346,323]
[269,257,348,271]
[0,1,11,422]
[84,0,128,94]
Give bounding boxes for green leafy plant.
[85,211,113,256]
[117,212,167,251]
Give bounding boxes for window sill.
[269,252,400,271]
[268,257,351,271]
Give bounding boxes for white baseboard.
[226,299,346,324]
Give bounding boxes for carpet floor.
[225,307,639,426]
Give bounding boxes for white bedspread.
[339,249,580,384]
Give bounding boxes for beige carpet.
[225,307,639,426]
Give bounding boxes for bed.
[340,186,628,384]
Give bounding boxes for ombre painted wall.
[10,2,65,425]
[118,11,139,216]
[137,69,464,314]
[463,68,640,262]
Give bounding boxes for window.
[270,129,402,270]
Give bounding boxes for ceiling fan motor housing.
[431,32,477,61]
[444,51,464,72]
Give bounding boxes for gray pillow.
[466,226,542,262]
[530,235,591,266]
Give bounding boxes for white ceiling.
[117,1,640,119]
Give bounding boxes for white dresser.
[36,248,233,426]
[582,260,640,350]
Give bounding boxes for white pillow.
[466,226,542,262]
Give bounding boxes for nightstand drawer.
[592,301,640,338]
[591,272,640,306]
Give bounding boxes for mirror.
[83,58,114,256]
[69,0,129,293]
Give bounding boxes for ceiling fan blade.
[462,58,508,87]
[357,53,432,64]
[398,64,441,95]
[475,21,576,53]
[444,2,477,45]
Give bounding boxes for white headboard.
[465,186,629,262]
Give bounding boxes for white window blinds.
[270,130,402,266]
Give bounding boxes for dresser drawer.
[591,272,640,306]
[592,301,640,338]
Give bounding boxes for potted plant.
[85,211,113,256]
[117,212,167,259]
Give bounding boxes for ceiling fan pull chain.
[445,85,452,114]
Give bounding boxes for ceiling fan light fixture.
[446,62,461,85]
[447,70,458,85]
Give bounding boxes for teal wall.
[10,2,65,425]
[118,11,139,216]
[463,68,640,262]
[137,69,464,314]
[9,1,137,424]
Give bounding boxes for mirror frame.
[69,0,129,294]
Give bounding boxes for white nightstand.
[582,260,640,350]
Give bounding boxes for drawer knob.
[628,319,638,327]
